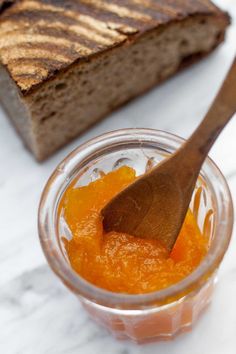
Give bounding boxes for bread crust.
[0,0,230,94]
[0,0,15,13]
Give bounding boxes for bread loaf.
[0,0,230,160]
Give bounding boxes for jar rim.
[38,128,234,309]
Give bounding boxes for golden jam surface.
[61,166,208,294]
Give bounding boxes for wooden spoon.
[102,57,236,252]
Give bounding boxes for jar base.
[82,277,215,344]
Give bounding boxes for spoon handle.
[174,57,236,184]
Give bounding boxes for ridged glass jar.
[38,129,233,343]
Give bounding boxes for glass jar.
[38,129,233,343]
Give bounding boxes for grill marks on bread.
[0,0,226,92]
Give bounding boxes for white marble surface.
[0,1,236,353]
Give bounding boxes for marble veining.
[0,0,236,353]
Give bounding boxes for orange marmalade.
[61,166,208,294]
